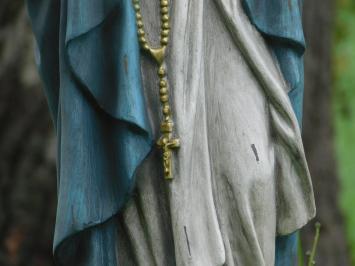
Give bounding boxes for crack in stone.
[184,226,192,257]
[251,144,259,162]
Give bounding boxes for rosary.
[132,0,180,180]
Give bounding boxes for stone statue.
[26,0,315,265]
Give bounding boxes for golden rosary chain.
[132,0,180,180]
[132,0,170,50]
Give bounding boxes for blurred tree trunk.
[301,0,350,265]
[0,1,56,266]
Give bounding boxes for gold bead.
[160,94,169,103]
[161,7,169,14]
[142,43,150,50]
[160,0,168,7]
[136,20,143,28]
[160,80,167,87]
[139,36,147,43]
[160,87,168,95]
[132,0,139,3]
[136,12,142,20]
[162,104,171,115]
[161,120,173,133]
[161,37,169,45]
[161,29,169,37]
[158,66,166,77]
[133,4,140,11]
[138,29,145,36]
[162,22,170,29]
[162,14,169,22]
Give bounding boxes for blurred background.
[0,0,354,265]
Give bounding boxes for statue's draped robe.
[26,0,314,265]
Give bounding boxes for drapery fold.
[65,0,151,128]
[242,0,307,263]
[27,0,153,265]
[243,0,305,123]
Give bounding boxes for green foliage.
[334,0,355,263]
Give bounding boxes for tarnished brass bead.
[159,80,167,87]
[161,37,169,45]
[160,94,169,103]
[136,20,143,28]
[159,87,168,95]
[139,37,147,45]
[138,29,145,36]
[162,104,171,115]
[162,14,169,22]
[160,0,168,7]
[161,29,169,37]
[158,66,166,77]
[161,120,173,133]
[135,12,142,20]
[162,22,170,29]
[161,7,169,14]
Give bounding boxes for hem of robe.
[54,145,153,264]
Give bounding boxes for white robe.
[116,0,315,265]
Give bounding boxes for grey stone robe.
[117,0,315,265]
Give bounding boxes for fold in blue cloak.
[26,0,305,265]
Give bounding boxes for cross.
[157,134,180,180]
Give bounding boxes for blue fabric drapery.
[27,0,152,265]
[26,0,306,265]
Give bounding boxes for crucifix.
[132,0,180,180]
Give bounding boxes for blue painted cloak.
[26,0,305,265]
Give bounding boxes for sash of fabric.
[242,1,306,265]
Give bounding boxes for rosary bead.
[161,7,169,14]
[158,66,166,77]
[160,94,169,103]
[160,87,168,95]
[161,30,169,37]
[162,104,171,115]
[161,120,174,133]
[136,20,143,28]
[139,37,147,45]
[162,22,170,29]
[138,29,145,36]
[162,14,169,22]
[161,37,169,45]
[136,12,142,20]
[161,0,168,7]
[160,80,167,87]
